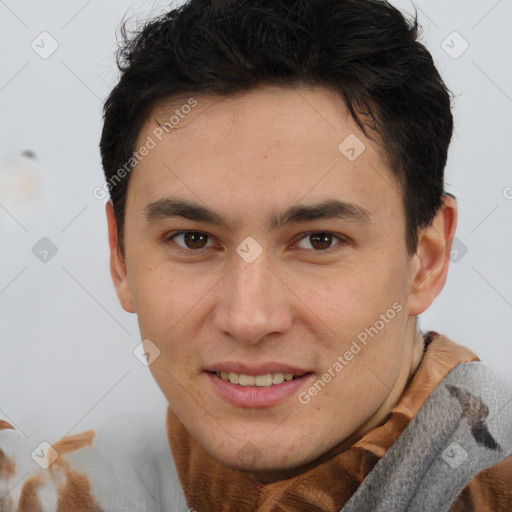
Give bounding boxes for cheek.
[130,263,194,333]
[315,264,406,343]
[129,265,213,372]
[309,263,410,403]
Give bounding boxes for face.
[107,85,451,482]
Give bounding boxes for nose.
[213,254,293,345]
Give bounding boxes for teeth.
[271,373,284,384]
[239,374,255,386]
[215,371,300,387]
[255,374,272,386]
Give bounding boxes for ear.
[106,200,136,313]
[407,194,458,316]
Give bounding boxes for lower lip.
[205,371,313,408]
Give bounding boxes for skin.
[106,84,457,483]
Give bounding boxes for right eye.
[163,230,216,252]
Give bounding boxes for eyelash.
[163,230,351,255]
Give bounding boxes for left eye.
[294,232,344,251]
[165,230,346,252]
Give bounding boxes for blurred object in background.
[0,150,41,206]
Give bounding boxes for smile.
[206,370,312,407]
[215,371,300,387]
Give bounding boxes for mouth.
[204,370,313,407]
[212,370,302,387]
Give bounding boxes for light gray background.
[1,0,511,443]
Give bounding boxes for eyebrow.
[144,196,372,231]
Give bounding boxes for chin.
[222,455,297,474]
[204,437,314,475]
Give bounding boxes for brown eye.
[295,232,346,251]
[166,231,213,251]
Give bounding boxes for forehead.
[149,85,373,148]
[128,85,402,223]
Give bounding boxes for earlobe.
[105,200,136,313]
[407,195,458,316]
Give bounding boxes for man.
[1,0,511,510]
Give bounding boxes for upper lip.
[206,362,309,376]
